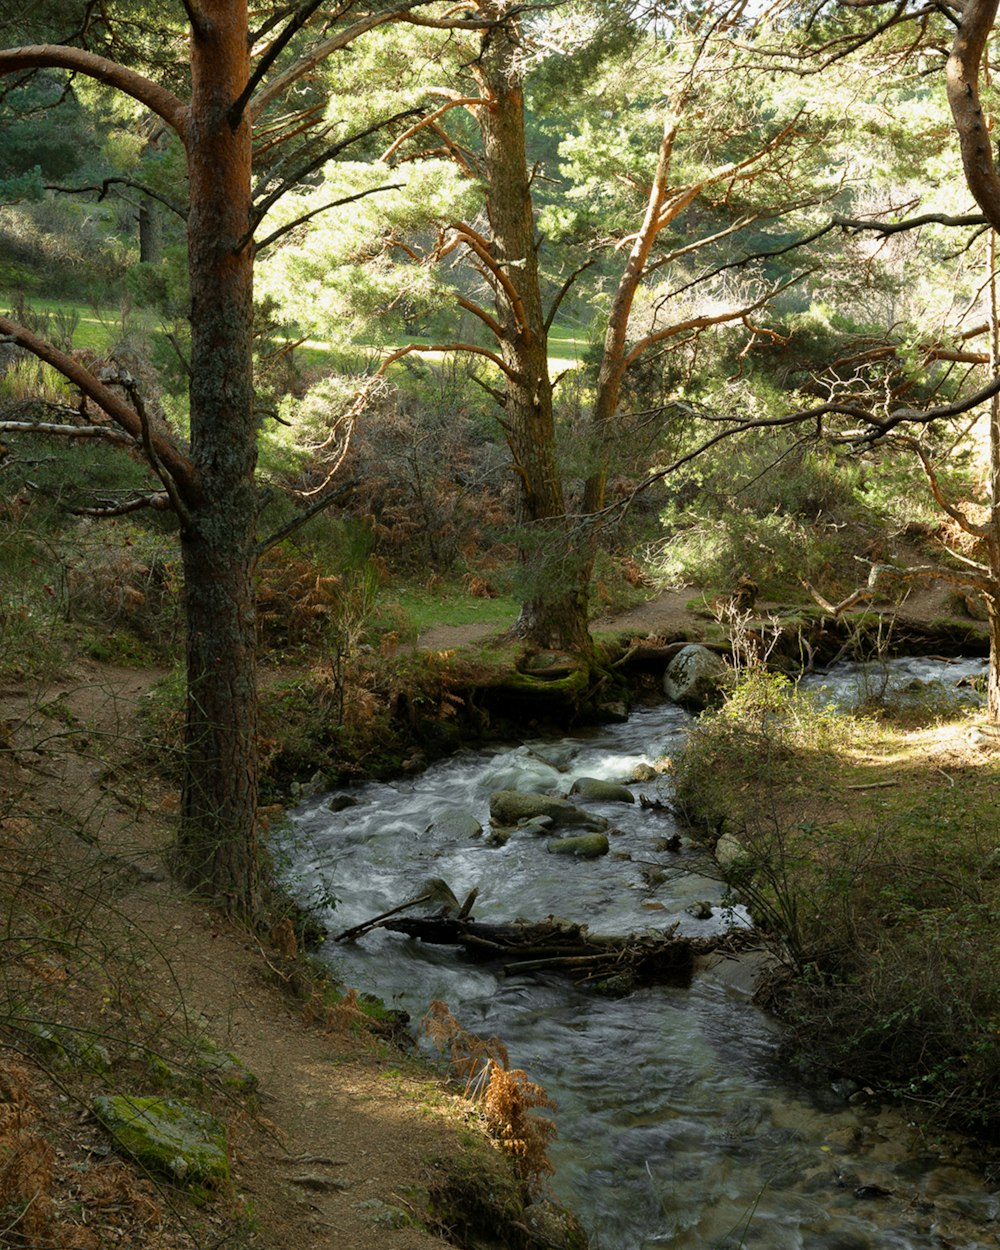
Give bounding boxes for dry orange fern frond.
[421,1000,556,1190]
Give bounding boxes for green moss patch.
[188,1039,258,1094]
[93,1095,229,1187]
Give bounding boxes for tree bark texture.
[174,0,261,916]
[947,0,1000,232]
[471,10,591,654]
[138,201,163,264]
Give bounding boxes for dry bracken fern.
[422,1000,556,1190]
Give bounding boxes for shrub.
[64,525,182,654]
[674,664,1000,1134]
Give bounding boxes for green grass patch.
[391,583,518,638]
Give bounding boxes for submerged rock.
[328,793,361,812]
[663,644,730,710]
[490,790,608,831]
[431,808,484,839]
[482,756,563,793]
[526,742,578,771]
[93,1095,229,1186]
[596,701,629,723]
[569,776,635,804]
[519,815,556,836]
[546,833,610,858]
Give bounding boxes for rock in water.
[569,776,635,804]
[546,833,610,858]
[663,645,730,710]
[489,790,609,831]
[431,808,484,839]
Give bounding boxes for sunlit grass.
[391,582,517,637]
[21,297,594,377]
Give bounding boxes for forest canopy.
[2,0,1000,911]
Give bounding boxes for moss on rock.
[93,1094,229,1187]
[546,833,610,858]
[188,1039,258,1094]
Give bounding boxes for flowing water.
[283,656,999,1248]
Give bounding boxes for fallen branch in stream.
[334,878,477,943]
[372,915,760,989]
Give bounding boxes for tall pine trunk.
[473,14,591,654]
[174,0,261,916]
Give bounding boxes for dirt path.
[1,661,488,1250]
[3,579,985,1249]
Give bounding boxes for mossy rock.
[490,790,608,831]
[26,1023,111,1073]
[425,1143,588,1249]
[568,777,635,804]
[93,1095,229,1187]
[546,833,610,858]
[189,1039,258,1094]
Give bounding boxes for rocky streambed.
[281,655,999,1249]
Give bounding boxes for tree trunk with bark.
[138,200,162,264]
[174,0,260,916]
[472,12,592,655]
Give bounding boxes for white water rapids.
[282,656,999,1248]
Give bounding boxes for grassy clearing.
[391,582,518,638]
[282,320,592,376]
[11,295,127,350]
[673,669,1000,1135]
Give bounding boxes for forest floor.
[0,580,990,1250]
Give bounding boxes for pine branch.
[70,492,173,517]
[833,210,987,234]
[256,477,358,556]
[544,261,594,334]
[229,0,328,129]
[0,314,194,486]
[381,96,487,162]
[252,182,404,255]
[247,108,421,235]
[44,177,187,219]
[0,420,134,445]
[0,45,189,141]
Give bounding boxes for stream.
[282,656,998,1249]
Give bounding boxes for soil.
[0,580,989,1250]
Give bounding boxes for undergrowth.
[673,662,1000,1136]
[422,999,557,1195]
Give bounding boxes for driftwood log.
[378,915,758,988]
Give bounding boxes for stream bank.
[283,653,1000,1249]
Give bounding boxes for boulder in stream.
[715,832,750,871]
[663,644,730,710]
[546,833,610,858]
[569,776,635,804]
[430,808,484,839]
[490,790,609,831]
